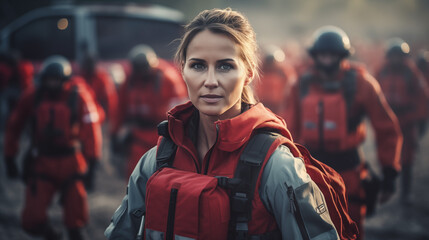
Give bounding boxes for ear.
[244,70,254,86]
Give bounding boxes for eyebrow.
[188,58,236,63]
[217,58,235,63]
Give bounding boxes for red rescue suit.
[4,80,102,233]
[0,60,34,111]
[376,60,429,165]
[112,62,187,178]
[79,68,118,130]
[285,61,402,239]
[256,61,297,119]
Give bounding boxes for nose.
[204,67,218,89]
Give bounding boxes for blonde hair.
[175,8,259,104]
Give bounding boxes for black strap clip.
[216,176,242,189]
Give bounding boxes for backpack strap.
[226,131,279,240]
[299,72,314,99]
[342,69,364,132]
[155,120,177,169]
[342,69,357,112]
[67,85,79,126]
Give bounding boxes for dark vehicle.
[0,3,184,84]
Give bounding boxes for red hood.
[167,101,293,152]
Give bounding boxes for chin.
[197,104,225,117]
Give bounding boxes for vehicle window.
[95,16,182,60]
[10,16,75,60]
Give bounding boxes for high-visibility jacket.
[376,59,429,126]
[80,68,118,130]
[256,61,297,118]
[285,60,402,172]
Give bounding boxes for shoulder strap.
[155,120,177,169]
[299,72,314,99]
[342,69,357,111]
[403,66,416,94]
[342,69,365,132]
[227,131,279,240]
[67,85,79,125]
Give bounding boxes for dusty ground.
[363,126,429,240]
[0,126,428,240]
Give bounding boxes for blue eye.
[190,63,206,71]
[218,63,233,72]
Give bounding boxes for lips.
[200,94,222,103]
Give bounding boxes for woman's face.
[182,30,249,120]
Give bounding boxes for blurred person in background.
[77,51,119,190]
[0,50,34,130]
[3,55,102,240]
[78,50,118,131]
[110,44,187,179]
[416,50,429,137]
[255,45,297,119]
[285,26,403,240]
[376,39,429,205]
[416,50,429,85]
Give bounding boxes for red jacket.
[17,60,34,90]
[286,61,402,171]
[0,60,34,91]
[112,63,187,135]
[5,80,102,160]
[256,61,297,118]
[376,59,429,126]
[80,68,118,128]
[165,101,293,235]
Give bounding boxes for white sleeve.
[259,145,339,240]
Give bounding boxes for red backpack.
[141,122,358,240]
[299,69,361,152]
[293,143,358,240]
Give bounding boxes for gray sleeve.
[104,146,158,240]
[260,145,339,240]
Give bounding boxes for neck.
[195,101,243,161]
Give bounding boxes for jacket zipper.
[203,124,220,175]
[286,184,310,240]
[181,144,201,174]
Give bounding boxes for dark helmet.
[386,38,410,58]
[40,55,72,82]
[128,44,159,73]
[308,25,352,58]
[416,50,429,71]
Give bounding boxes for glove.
[379,167,398,204]
[84,159,98,192]
[5,156,19,179]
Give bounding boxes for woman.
[105,8,339,240]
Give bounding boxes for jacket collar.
[167,101,293,152]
